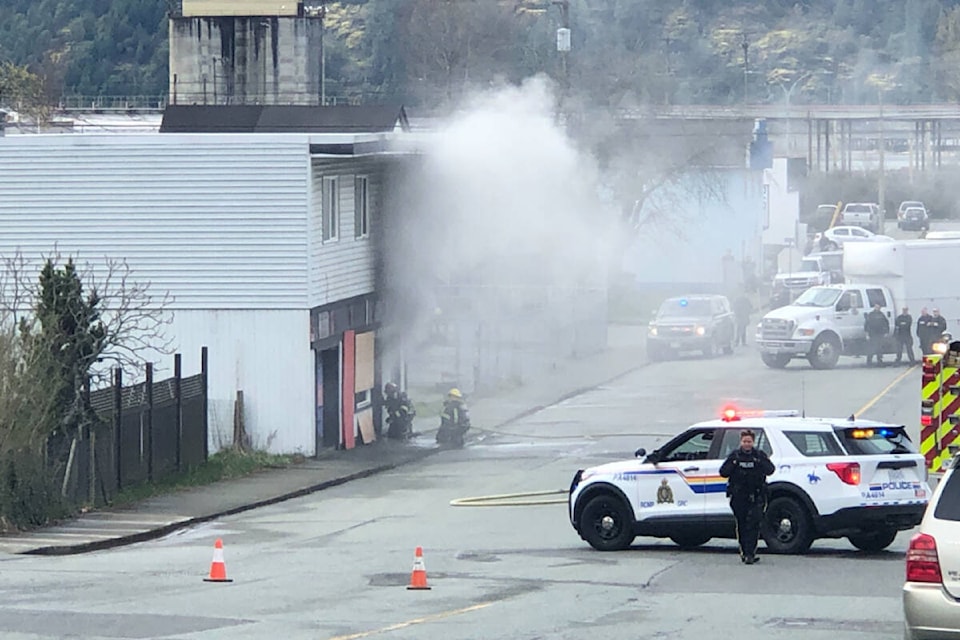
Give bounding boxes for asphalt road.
[0,343,922,639]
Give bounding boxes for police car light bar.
[721,408,801,422]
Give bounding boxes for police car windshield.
[658,299,711,317]
[836,427,914,455]
[794,287,841,307]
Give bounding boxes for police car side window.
[784,431,844,456]
[660,429,714,462]
[718,428,772,458]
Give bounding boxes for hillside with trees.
[2,0,960,107]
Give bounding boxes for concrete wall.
[169,16,323,106]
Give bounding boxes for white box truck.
[755,240,960,369]
[844,240,960,325]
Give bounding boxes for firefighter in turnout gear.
[383,382,416,440]
[864,303,890,367]
[436,388,470,448]
[719,429,775,564]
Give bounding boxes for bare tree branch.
[77,256,175,377]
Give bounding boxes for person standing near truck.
[932,308,948,346]
[917,307,935,355]
[894,307,916,365]
[733,292,753,347]
[864,303,890,367]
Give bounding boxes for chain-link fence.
[403,285,608,395]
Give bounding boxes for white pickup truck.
[756,240,960,369]
[841,202,882,233]
[772,255,832,294]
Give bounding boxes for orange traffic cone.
[203,538,233,583]
[406,546,432,590]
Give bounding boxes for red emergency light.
[719,406,800,422]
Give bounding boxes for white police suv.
[568,409,931,554]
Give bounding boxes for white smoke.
[384,76,615,393]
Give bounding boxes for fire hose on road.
[449,489,570,507]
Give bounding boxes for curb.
[22,447,441,556]
[20,353,646,556]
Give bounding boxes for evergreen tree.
[25,258,105,441]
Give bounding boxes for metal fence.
[56,95,169,113]
[61,348,209,507]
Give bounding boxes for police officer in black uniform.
[917,307,935,355]
[894,306,916,364]
[720,429,775,564]
[864,303,890,367]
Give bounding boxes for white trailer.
[844,240,960,331]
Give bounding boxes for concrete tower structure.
[169,0,325,106]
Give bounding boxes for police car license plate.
[670,342,681,349]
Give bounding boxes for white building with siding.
[0,131,397,455]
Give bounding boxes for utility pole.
[320,3,326,106]
[741,33,749,104]
[878,90,886,235]
[553,0,571,107]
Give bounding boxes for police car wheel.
[669,533,711,549]
[761,496,813,554]
[847,527,897,553]
[580,494,635,551]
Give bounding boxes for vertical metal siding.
[136,309,315,455]
[309,158,380,307]
[0,136,310,309]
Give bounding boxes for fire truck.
[921,336,960,473]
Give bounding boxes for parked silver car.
[903,453,960,639]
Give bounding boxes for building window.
[322,176,339,242]
[313,311,332,341]
[354,176,369,238]
[355,389,371,409]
